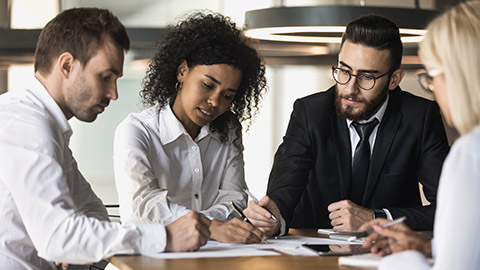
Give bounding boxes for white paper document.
[145,235,362,259]
[338,253,383,268]
[146,244,279,259]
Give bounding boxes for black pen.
[230,201,269,244]
[243,188,277,221]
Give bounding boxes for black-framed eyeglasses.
[331,66,391,90]
[417,69,443,92]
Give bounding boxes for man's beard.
[335,84,389,121]
[66,75,108,123]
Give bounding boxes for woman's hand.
[359,218,432,257]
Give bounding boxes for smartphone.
[302,244,368,256]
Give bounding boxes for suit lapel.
[363,91,402,204]
[331,112,351,199]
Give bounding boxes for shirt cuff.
[136,223,167,253]
[279,215,287,236]
[383,208,393,220]
[431,238,436,258]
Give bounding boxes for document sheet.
[146,235,362,259]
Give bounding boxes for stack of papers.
[145,235,363,259]
[338,253,383,269]
[317,228,366,243]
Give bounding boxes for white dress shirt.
[113,104,247,225]
[379,125,480,270]
[346,95,388,158]
[0,79,166,270]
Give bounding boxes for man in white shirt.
[0,7,210,270]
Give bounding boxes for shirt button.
[194,194,199,198]
[191,146,197,151]
[194,168,200,173]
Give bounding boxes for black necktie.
[351,118,379,205]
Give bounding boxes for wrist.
[268,223,281,238]
[422,239,433,258]
[209,219,222,241]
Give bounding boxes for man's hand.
[243,196,280,237]
[165,212,211,252]
[55,262,69,270]
[359,218,432,257]
[358,218,395,256]
[327,199,374,231]
[209,218,265,244]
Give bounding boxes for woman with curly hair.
[113,12,267,244]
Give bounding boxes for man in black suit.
[244,15,450,236]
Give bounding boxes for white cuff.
[279,215,287,236]
[136,223,167,253]
[383,208,393,220]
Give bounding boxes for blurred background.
[0,0,463,208]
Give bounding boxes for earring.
[175,81,183,91]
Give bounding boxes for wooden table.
[109,229,363,270]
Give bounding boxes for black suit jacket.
[267,86,450,230]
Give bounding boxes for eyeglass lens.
[417,72,434,92]
[332,68,376,90]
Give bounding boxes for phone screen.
[303,244,332,253]
[302,244,368,256]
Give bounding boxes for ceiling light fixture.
[244,6,437,44]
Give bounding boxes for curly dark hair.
[140,11,267,142]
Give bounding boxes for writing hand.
[243,196,280,237]
[359,218,431,257]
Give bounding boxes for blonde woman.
[359,2,480,269]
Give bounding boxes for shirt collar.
[159,104,214,144]
[346,94,389,127]
[29,77,73,138]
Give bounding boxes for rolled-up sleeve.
[0,116,167,264]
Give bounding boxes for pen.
[243,188,277,221]
[230,201,269,244]
[346,216,407,242]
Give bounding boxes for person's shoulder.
[443,127,480,183]
[0,89,57,129]
[293,85,336,115]
[390,88,440,119]
[116,105,160,133]
[452,126,480,155]
[392,88,436,107]
[0,91,63,153]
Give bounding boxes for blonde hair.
[419,1,480,135]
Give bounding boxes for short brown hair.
[340,14,403,71]
[34,8,130,75]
